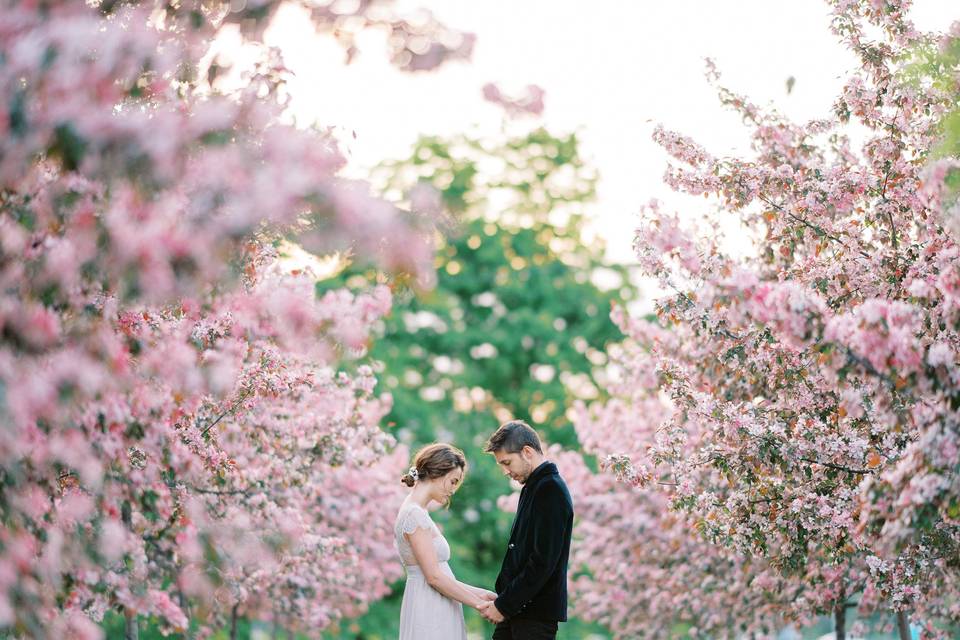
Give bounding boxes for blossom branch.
[798,457,872,475]
[756,191,872,259]
[200,388,254,437]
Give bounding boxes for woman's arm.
[407,528,486,609]
[464,584,498,601]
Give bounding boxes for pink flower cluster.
[482,83,547,117]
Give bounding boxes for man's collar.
[525,460,556,486]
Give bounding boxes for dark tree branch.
[186,483,256,497]
[800,457,872,475]
[757,192,871,259]
[842,347,897,389]
[200,388,253,437]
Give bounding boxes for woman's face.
[430,467,464,505]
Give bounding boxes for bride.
[395,443,496,639]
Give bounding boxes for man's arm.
[494,482,572,618]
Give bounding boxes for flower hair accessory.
[408,467,419,481]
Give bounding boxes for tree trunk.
[124,609,139,640]
[834,588,846,640]
[230,603,239,640]
[896,610,911,640]
[122,504,139,640]
[177,590,191,639]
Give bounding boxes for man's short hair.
[484,420,543,454]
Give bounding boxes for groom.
[479,420,574,640]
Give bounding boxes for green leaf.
[51,123,88,171]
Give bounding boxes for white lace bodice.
[394,502,451,567]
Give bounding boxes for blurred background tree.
[320,125,639,639]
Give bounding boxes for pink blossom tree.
[0,1,474,637]
[573,1,960,638]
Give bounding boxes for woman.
[395,443,496,639]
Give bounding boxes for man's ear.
[521,445,535,460]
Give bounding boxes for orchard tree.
[366,126,638,445]
[0,1,475,638]
[573,2,960,639]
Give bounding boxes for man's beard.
[518,462,533,483]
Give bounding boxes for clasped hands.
[476,591,504,623]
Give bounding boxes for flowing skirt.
[399,562,467,640]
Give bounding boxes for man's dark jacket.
[494,461,574,622]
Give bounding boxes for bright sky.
[245,0,956,265]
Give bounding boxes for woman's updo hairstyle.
[401,443,467,487]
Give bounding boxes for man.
[479,420,574,640]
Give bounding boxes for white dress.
[395,502,468,640]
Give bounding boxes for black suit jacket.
[494,461,574,622]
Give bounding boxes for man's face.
[494,448,536,484]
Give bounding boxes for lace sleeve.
[397,505,433,536]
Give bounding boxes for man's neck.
[527,457,549,478]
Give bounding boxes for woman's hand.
[468,587,497,609]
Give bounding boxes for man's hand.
[478,601,505,623]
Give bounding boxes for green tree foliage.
[321,126,638,638]
[917,30,960,157]
[902,29,960,190]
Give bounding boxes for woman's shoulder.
[397,500,430,515]
[395,501,433,530]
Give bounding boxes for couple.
[394,420,574,640]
